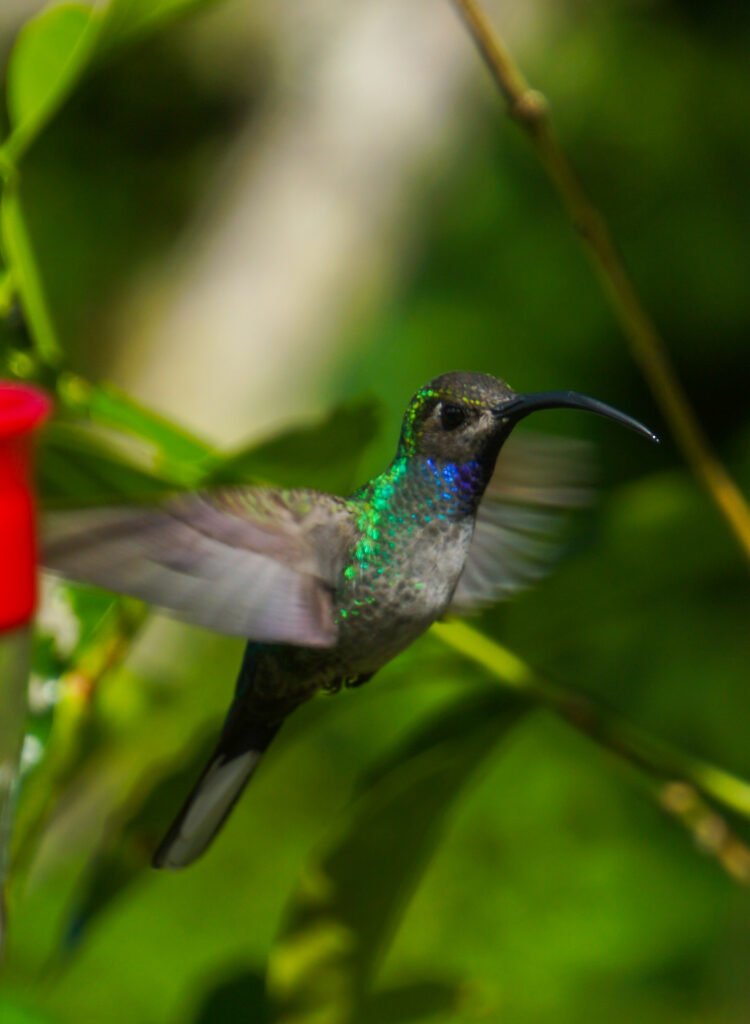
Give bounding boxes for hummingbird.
[43,372,657,869]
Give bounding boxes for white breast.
[336,517,474,674]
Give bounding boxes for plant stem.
[451,0,750,563]
[433,620,750,824]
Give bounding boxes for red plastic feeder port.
[0,383,51,631]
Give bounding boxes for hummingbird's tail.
[152,645,302,870]
[151,710,283,870]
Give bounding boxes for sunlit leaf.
[95,0,224,52]
[3,4,96,163]
[2,0,221,165]
[40,422,179,506]
[208,398,382,494]
[36,376,217,506]
[54,378,213,482]
[37,391,383,506]
[0,0,225,367]
[80,382,213,478]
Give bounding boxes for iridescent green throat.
[341,454,485,592]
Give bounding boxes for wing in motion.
[449,433,594,612]
[43,489,354,648]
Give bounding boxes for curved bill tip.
[497,390,660,443]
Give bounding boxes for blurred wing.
[449,434,594,612]
[42,489,353,647]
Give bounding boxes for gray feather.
[42,489,355,648]
[449,433,594,611]
[154,751,261,869]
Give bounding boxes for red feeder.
[0,382,52,632]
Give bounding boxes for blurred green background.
[1,1,749,1022]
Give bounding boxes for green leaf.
[208,398,383,494]
[84,383,213,480]
[54,378,214,486]
[39,390,382,505]
[95,0,224,52]
[2,0,221,167]
[39,375,216,501]
[34,383,381,509]
[268,689,528,1023]
[40,422,179,506]
[0,995,58,1024]
[1,2,98,367]
[0,0,223,367]
[3,4,96,165]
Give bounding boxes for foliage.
[0,1,749,1023]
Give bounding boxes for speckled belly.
[250,517,474,700]
[333,516,474,676]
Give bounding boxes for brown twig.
[661,781,750,885]
[452,0,750,562]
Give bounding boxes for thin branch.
[433,619,750,883]
[660,781,750,885]
[451,0,750,563]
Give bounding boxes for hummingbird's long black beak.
[495,391,659,443]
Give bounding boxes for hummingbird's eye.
[439,403,467,431]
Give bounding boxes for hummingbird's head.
[399,372,517,465]
[399,371,658,467]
